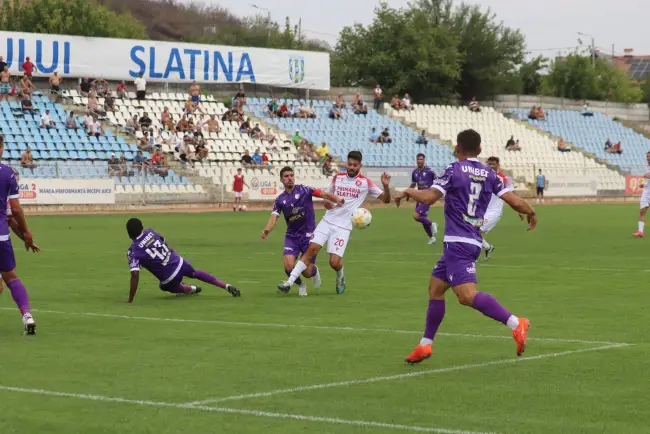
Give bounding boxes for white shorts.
[481,210,502,234]
[641,192,650,209]
[311,220,351,257]
[234,192,243,199]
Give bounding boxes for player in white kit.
[633,152,650,237]
[278,151,391,294]
[480,157,515,259]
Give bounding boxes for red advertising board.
[626,176,644,195]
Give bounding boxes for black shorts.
[136,90,146,100]
[536,187,544,195]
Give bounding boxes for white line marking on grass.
[189,343,631,406]
[0,385,494,434]
[349,260,642,273]
[0,307,625,346]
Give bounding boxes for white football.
[241,205,248,211]
[351,208,372,229]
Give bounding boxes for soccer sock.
[286,269,303,286]
[639,221,645,233]
[311,266,318,277]
[336,267,344,280]
[420,299,445,346]
[169,284,193,294]
[418,216,433,238]
[7,279,31,315]
[193,270,227,289]
[471,292,512,325]
[287,261,308,285]
[481,239,491,250]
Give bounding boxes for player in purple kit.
[409,153,438,244]
[261,166,344,296]
[395,129,537,363]
[0,138,38,334]
[126,218,241,303]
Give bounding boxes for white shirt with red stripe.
[486,172,512,215]
[324,173,383,230]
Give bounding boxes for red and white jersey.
[486,172,512,214]
[324,173,383,230]
[233,174,245,192]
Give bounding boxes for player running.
[633,152,650,237]
[480,156,515,259]
[232,168,248,211]
[410,153,438,244]
[395,129,537,364]
[277,151,391,294]
[0,140,38,334]
[261,166,344,296]
[126,218,241,303]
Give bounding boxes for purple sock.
[471,292,512,325]
[419,217,433,237]
[286,270,303,286]
[7,279,31,315]
[169,284,193,294]
[423,299,446,340]
[193,270,228,289]
[311,266,318,277]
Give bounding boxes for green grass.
[0,205,648,434]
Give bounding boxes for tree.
[519,55,548,95]
[0,0,147,39]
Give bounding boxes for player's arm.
[8,198,35,250]
[500,191,537,231]
[128,270,140,303]
[261,213,279,239]
[314,189,344,206]
[395,187,442,207]
[376,173,391,203]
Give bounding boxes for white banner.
[247,175,329,201]
[18,178,115,205]
[546,175,598,197]
[1,31,330,90]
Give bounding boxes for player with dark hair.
[262,166,344,296]
[278,151,391,294]
[395,129,537,364]
[125,218,241,303]
[0,138,38,334]
[409,153,438,244]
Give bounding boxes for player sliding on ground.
[409,153,438,244]
[262,166,344,296]
[125,218,241,303]
[395,129,537,363]
[278,151,391,294]
[633,152,650,237]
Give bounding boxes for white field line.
[0,385,495,434]
[0,307,625,346]
[348,260,647,273]
[188,343,631,406]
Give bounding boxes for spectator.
[19,75,36,99]
[557,138,571,153]
[251,123,263,139]
[0,56,7,72]
[369,127,381,143]
[91,117,104,137]
[87,91,103,115]
[469,97,481,112]
[506,137,521,151]
[390,95,401,110]
[20,95,35,114]
[221,107,233,122]
[0,66,11,102]
[65,111,78,130]
[605,137,613,150]
[241,151,253,167]
[189,80,201,105]
[263,130,277,145]
[115,80,127,99]
[261,152,270,167]
[234,88,246,108]
[329,105,343,120]
[179,136,196,166]
[416,130,428,144]
[266,98,279,118]
[252,149,263,165]
[528,106,539,120]
[133,151,144,173]
[334,94,345,109]
[92,78,108,96]
[20,56,36,78]
[119,155,132,177]
[401,93,412,111]
[155,155,169,178]
[207,115,220,134]
[161,107,173,131]
[49,72,62,94]
[292,130,303,147]
[126,115,139,134]
[352,92,363,108]
[233,106,244,122]
[506,135,515,148]
[177,115,190,133]
[373,84,383,110]
[278,102,289,118]
[582,102,593,117]
[134,73,147,102]
[139,112,152,129]
[316,142,330,162]
[355,104,368,116]
[322,156,336,177]
[307,103,317,119]
[239,118,251,134]
[108,153,122,177]
[21,146,37,169]
[152,148,163,166]
[381,127,393,143]
[104,90,116,113]
[141,156,153,176]
[537,106,546,120]
[299,141,319,163]
[79,77,92,96]
[287,103,297,118]
[83,111,94,131]
[193,118,205,138]
[40,110,55,129]
[607,142,623,154]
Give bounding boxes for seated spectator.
[287,104,297,118]
[155,155,169,178]
[151,148,163,166]
[177,115,190,133]
[139,131,152,151]
[83,111,94,131]
[506,138,521,151]
[278,102,289,118]
[108,153,122,177]
[133,151,144,173]
[79,77,92,97]
[264,130,277,145]
[162,108,174,131]
[21,146,37,169]
[307,103,317,119]
[65,111,78,130]
[401,93,412,111]
[469,96,481,112]
[40,110,55,129]
[506,135,515,148]
[329,105,344,120]
[234,88,246,108]
[582,102,593,117]
[193,118,205,138]
[203,115,218,134]
[251,123,263,139]
[352,93,363,108]
[104,90,116,113]
[252,149,263,166]
[296,103,309,119]
[292,130,303,147]
[233,106,244,122]
[528,106,539,120]
[91,117,104,138]
[334,94,345,109]
[115,81,127,99]
[322,156,336,177]
[380,127,393,143]
[390,95,401,110]
[261,152,270,167]
[607,142,623,154]
[239,118,251,135]
[21,95,36,114]
[316,142,330,162]
[92,78,108,96]
[241,151,253,167]
[178,136,196,166]
[120,155,133,177]
[369,127,381,143]
[221,108,233,122]
[126,115,139,134]
[299,141,319,163]
[605,137,613,150]
[266,99,279,118]
[195,139,208,162]
[139,112,152,129]
[355,104,368,116]
[557,138,571,153]
[537,106,546,120]
[88,91,105,116]
[141,156,153,175]
[416,130,428,144]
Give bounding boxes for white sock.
[288,261,308,285]
[639,222,645,234]
[336,267,344,280]
[506,315,519,331]
[481,239,491,250]
[420,337,433,346]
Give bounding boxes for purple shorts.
[159,258,196,292]
[432,242,481,286]
[0,240,16,273]
[284,235,317,264]
[415,203,431,216]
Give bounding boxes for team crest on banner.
[289,55,305,84]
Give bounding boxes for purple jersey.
[0,164,19,240]
[127,229,184,284]
[412,166,436,190]
[272,184,317,238]
[432,158,511,246]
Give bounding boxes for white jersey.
[644,166,650,193]
[323,173,383,230]
[486,172,512,215]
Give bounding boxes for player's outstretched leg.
[193,269,240,297]
[329,255,346,294]
[406,276,448,364]
[634,207,647,237]
[414,211,437,244]
[481,238,495,260]
[278,244,320,293]
[284,269,305,296]
[162,283,201,296]
[5,276,35,335]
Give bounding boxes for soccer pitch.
[0,205,647,434]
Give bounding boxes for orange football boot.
[405,344,432,364]
[633,231,644,238]
[512,318,531,357]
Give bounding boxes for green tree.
[519,55,548,95]
[0,0,147,39]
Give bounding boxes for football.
[351,208,372,229]
[241,205,248,211]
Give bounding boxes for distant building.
[612,49,650,81]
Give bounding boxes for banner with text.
[18,178,115,205]
[625,176,644,195]
[547,175,598,197]
[247,175,329,201]
[1,31,330,90]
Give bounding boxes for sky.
[188,0,650,57]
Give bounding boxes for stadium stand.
[391,104,625,190]
[511,108,649,175]
[245,97,456,174]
